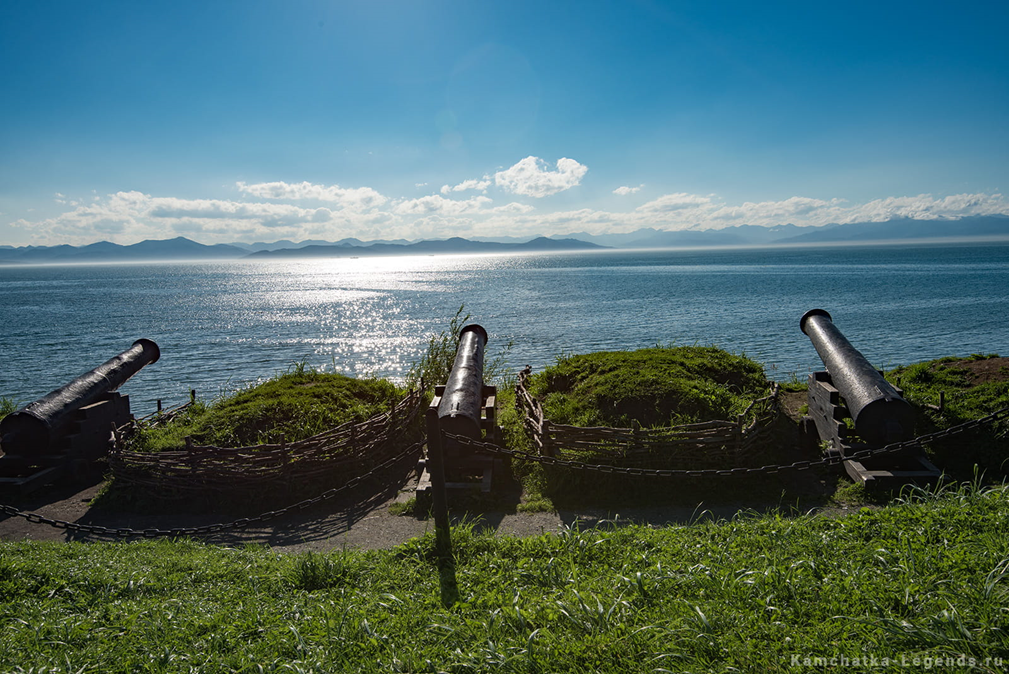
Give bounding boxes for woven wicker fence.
[515,368,780,469]
[109,388,426,496]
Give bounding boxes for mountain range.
[1,215,1007,264]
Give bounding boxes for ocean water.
[1,241,1007,414]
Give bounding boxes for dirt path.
[0,464,825,552]
[0,468,557,552]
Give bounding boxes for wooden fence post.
[425,405,459,607]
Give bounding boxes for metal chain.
[447,405,1009,478]
[0,442,424,538]
[6,406,1006,534]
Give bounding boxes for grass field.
[3,338,1009,672]
[3,480,1008,672]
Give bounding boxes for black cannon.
[1,339,160,463]
[437,324,489,440]
[420,324,502,497]
[800,309,914,446]
[799,310,938,489]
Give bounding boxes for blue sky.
[1,0,1007,246]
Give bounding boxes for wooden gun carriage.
[799,310,939,489]
[0,339,160,495]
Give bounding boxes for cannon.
[0,339,160,494]
[1,339,160,455]
[800,309,914,446]
[419,324,503,498]
[799,310,938,488]
[437,324,489,440]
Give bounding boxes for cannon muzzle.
[800,310,914,445]
[0,339,160,455]
[437,325,488,440]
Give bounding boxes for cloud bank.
[493,157,588,197]
[440,179,491,195]
[9,155,1009,246]
[236,181,387,210]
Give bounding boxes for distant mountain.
[3,217,1007,265]
[228,239,302,252]
[775,215,1009,244]
[470,235,553,244]
[552,216,1009,248]
[227,237,414,252]
[0,237,247,264]
[553,224,842,248]
[247,236,607,259]
[622,224,830,248]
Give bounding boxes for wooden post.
[190,389,196,404]
[425,405,458,607]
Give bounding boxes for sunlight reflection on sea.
[1,244,1007,413]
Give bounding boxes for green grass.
[529,346,768,428]
[0,396,16,422]
[517,347,777,508]
[127,366,407,451]
[389,497,417,516]
[407,305,515,393]
[2,481,1008,672]
[887,355,1009,475]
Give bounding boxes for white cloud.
[636,193,714,213]
[703,196,843,226]
[494,156,588,197]
[491,202,535,214]
[236,181,387,210]
[394,194,493,216]
[613,185,643,195]
[15,191,384,246]
[628,192,1009,231]
[14,180,1009,247]
[843,193,1009,223]
[440,179,492,195]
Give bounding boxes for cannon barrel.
[800,310,914,445]
[0,339,160,455]
[437,325,489,439]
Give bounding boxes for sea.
[1,241,1007,414]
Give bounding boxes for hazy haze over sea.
[1,242,1006,413]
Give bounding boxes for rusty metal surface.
[800,310,915,446]
[0,339,160,455]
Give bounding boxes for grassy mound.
[529,346,768,428]
[888,354,1009,474]
[129,368,406,452]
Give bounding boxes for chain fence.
[5,373,1008,536]
[448,404,1009,479]
[0,442,423,538]
[109,388,426,495]
[515,366,782,468]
